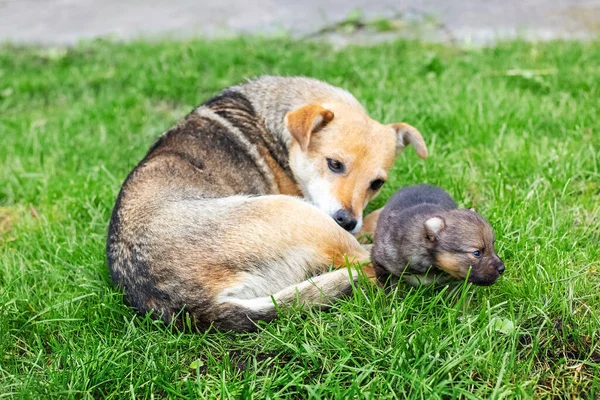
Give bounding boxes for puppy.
[371,184,504,287]
[107,76,428,331]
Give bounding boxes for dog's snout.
[496,262,505,275]
[333,209,357,232]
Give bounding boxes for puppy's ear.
[469,207,477,212]
[425,217,445,241]
[390,123,428,159]
[285,105,334,151]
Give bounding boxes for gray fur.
[371,184,505,287]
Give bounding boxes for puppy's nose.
[496,263,505,275]
[333,209,357,232]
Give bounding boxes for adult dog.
[107,76,427,331]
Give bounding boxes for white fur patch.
[307,176,343,218]
[219,268,360,312]
[220,296,275,312]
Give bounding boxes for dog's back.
[384,184,457,213]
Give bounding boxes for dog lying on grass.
[107,76,427,332]
[371,184,504,287]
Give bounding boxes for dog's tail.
[211,268,360,332]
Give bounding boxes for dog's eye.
[370,179,385,191]
[472,250,482,258]
[327,158,345,173]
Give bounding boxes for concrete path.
[0,0,599,45]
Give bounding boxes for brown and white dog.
[107,76,427,331]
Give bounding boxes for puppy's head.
[425,209,504,286]
[285,103,428,233]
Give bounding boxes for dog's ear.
[285,105,334,151]
[425,216,445,241]
[469,207,477,212]
[390,123,428,159]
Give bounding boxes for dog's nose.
[333,209,357,232]
[496,263,505,274]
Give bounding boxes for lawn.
[1,37,599,398]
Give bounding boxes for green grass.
[1,37,599,398]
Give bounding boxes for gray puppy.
[371,184,505,287]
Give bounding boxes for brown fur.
[286,104,334,151]
[257,146,303,196]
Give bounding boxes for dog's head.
[425,209,505,286]
[285,103,428,233]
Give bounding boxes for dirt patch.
[0,206,19,237]
[0,205,36,243]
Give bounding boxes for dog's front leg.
[355,207,384,244]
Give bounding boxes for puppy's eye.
[472,250,482,258]
[327,158,345,173]
[370,179,385,191]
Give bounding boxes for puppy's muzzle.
[333,209,357,232]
